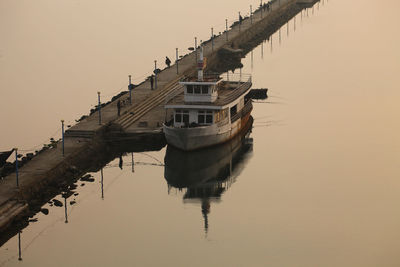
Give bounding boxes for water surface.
[1,0,400,266]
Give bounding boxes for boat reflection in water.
[164,118,254,233]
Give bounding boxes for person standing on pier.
[117,100,121,116]
[165,56,171,68]
[150,75,154,90]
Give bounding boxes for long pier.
[0,0,320,237]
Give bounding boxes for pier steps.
[64,130,95,138]
[115,76,184,130]
[0,201,28,231]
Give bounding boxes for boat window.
[201,85,208,94]
[194,85,201,94]
[230,105,237,117]
[206,113,213,123]
[175,110,189,124]
[187,85,193,94]
[198,110,213,124]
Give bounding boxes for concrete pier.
[0,0,320,235]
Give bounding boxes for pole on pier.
[64,197,68,223]
[250,5,253,24]
[128,75,133,105]
[15,148,19,188]
[154,60,158,89]
[100,168,104,199]
[61,120,64,157]
[211,27,214,52]
[18,231,22,261]
[97,92,102,125]
[238,12,241,32]
[195,37,198,63]
[176,48,179,74]
[260,0,263,18]
[225,19,229,41]
[251,50,254,70]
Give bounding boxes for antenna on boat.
[198,45,204,81]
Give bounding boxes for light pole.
[176,48,179,74]
[97,92,101,125]
[128,75,134,105]
[14,148,19,188]
[239,12,241,32]
[211,27,214,51]
[250,5,253,24]
[61,120,64,157]
[226,19,229,41]
[154,60,158,89]
[195,37,198,63]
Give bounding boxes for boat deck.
[166,81,252,108]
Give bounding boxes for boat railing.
[221,73,252,84]
[180,73,252,84]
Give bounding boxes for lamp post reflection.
[18,231,22,261]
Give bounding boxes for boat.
[163,46,253,151]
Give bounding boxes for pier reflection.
[164,120,253,233]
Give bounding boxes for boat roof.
[165,81,252,110]
[180,75,223,84]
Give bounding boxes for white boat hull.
[164,111,252,151]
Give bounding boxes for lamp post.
[250,5,253,24]
[225,19,229,41]
[14,148,19,188]
[97,92,101,125]
[128,75,134,105]
[61,120,64,157]
[239,12,241,32]
[154,60,158,89]
[176,48,179,74]
[211,27,214,51]
[195,37,198,63]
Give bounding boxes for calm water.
[1,0,400,266]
